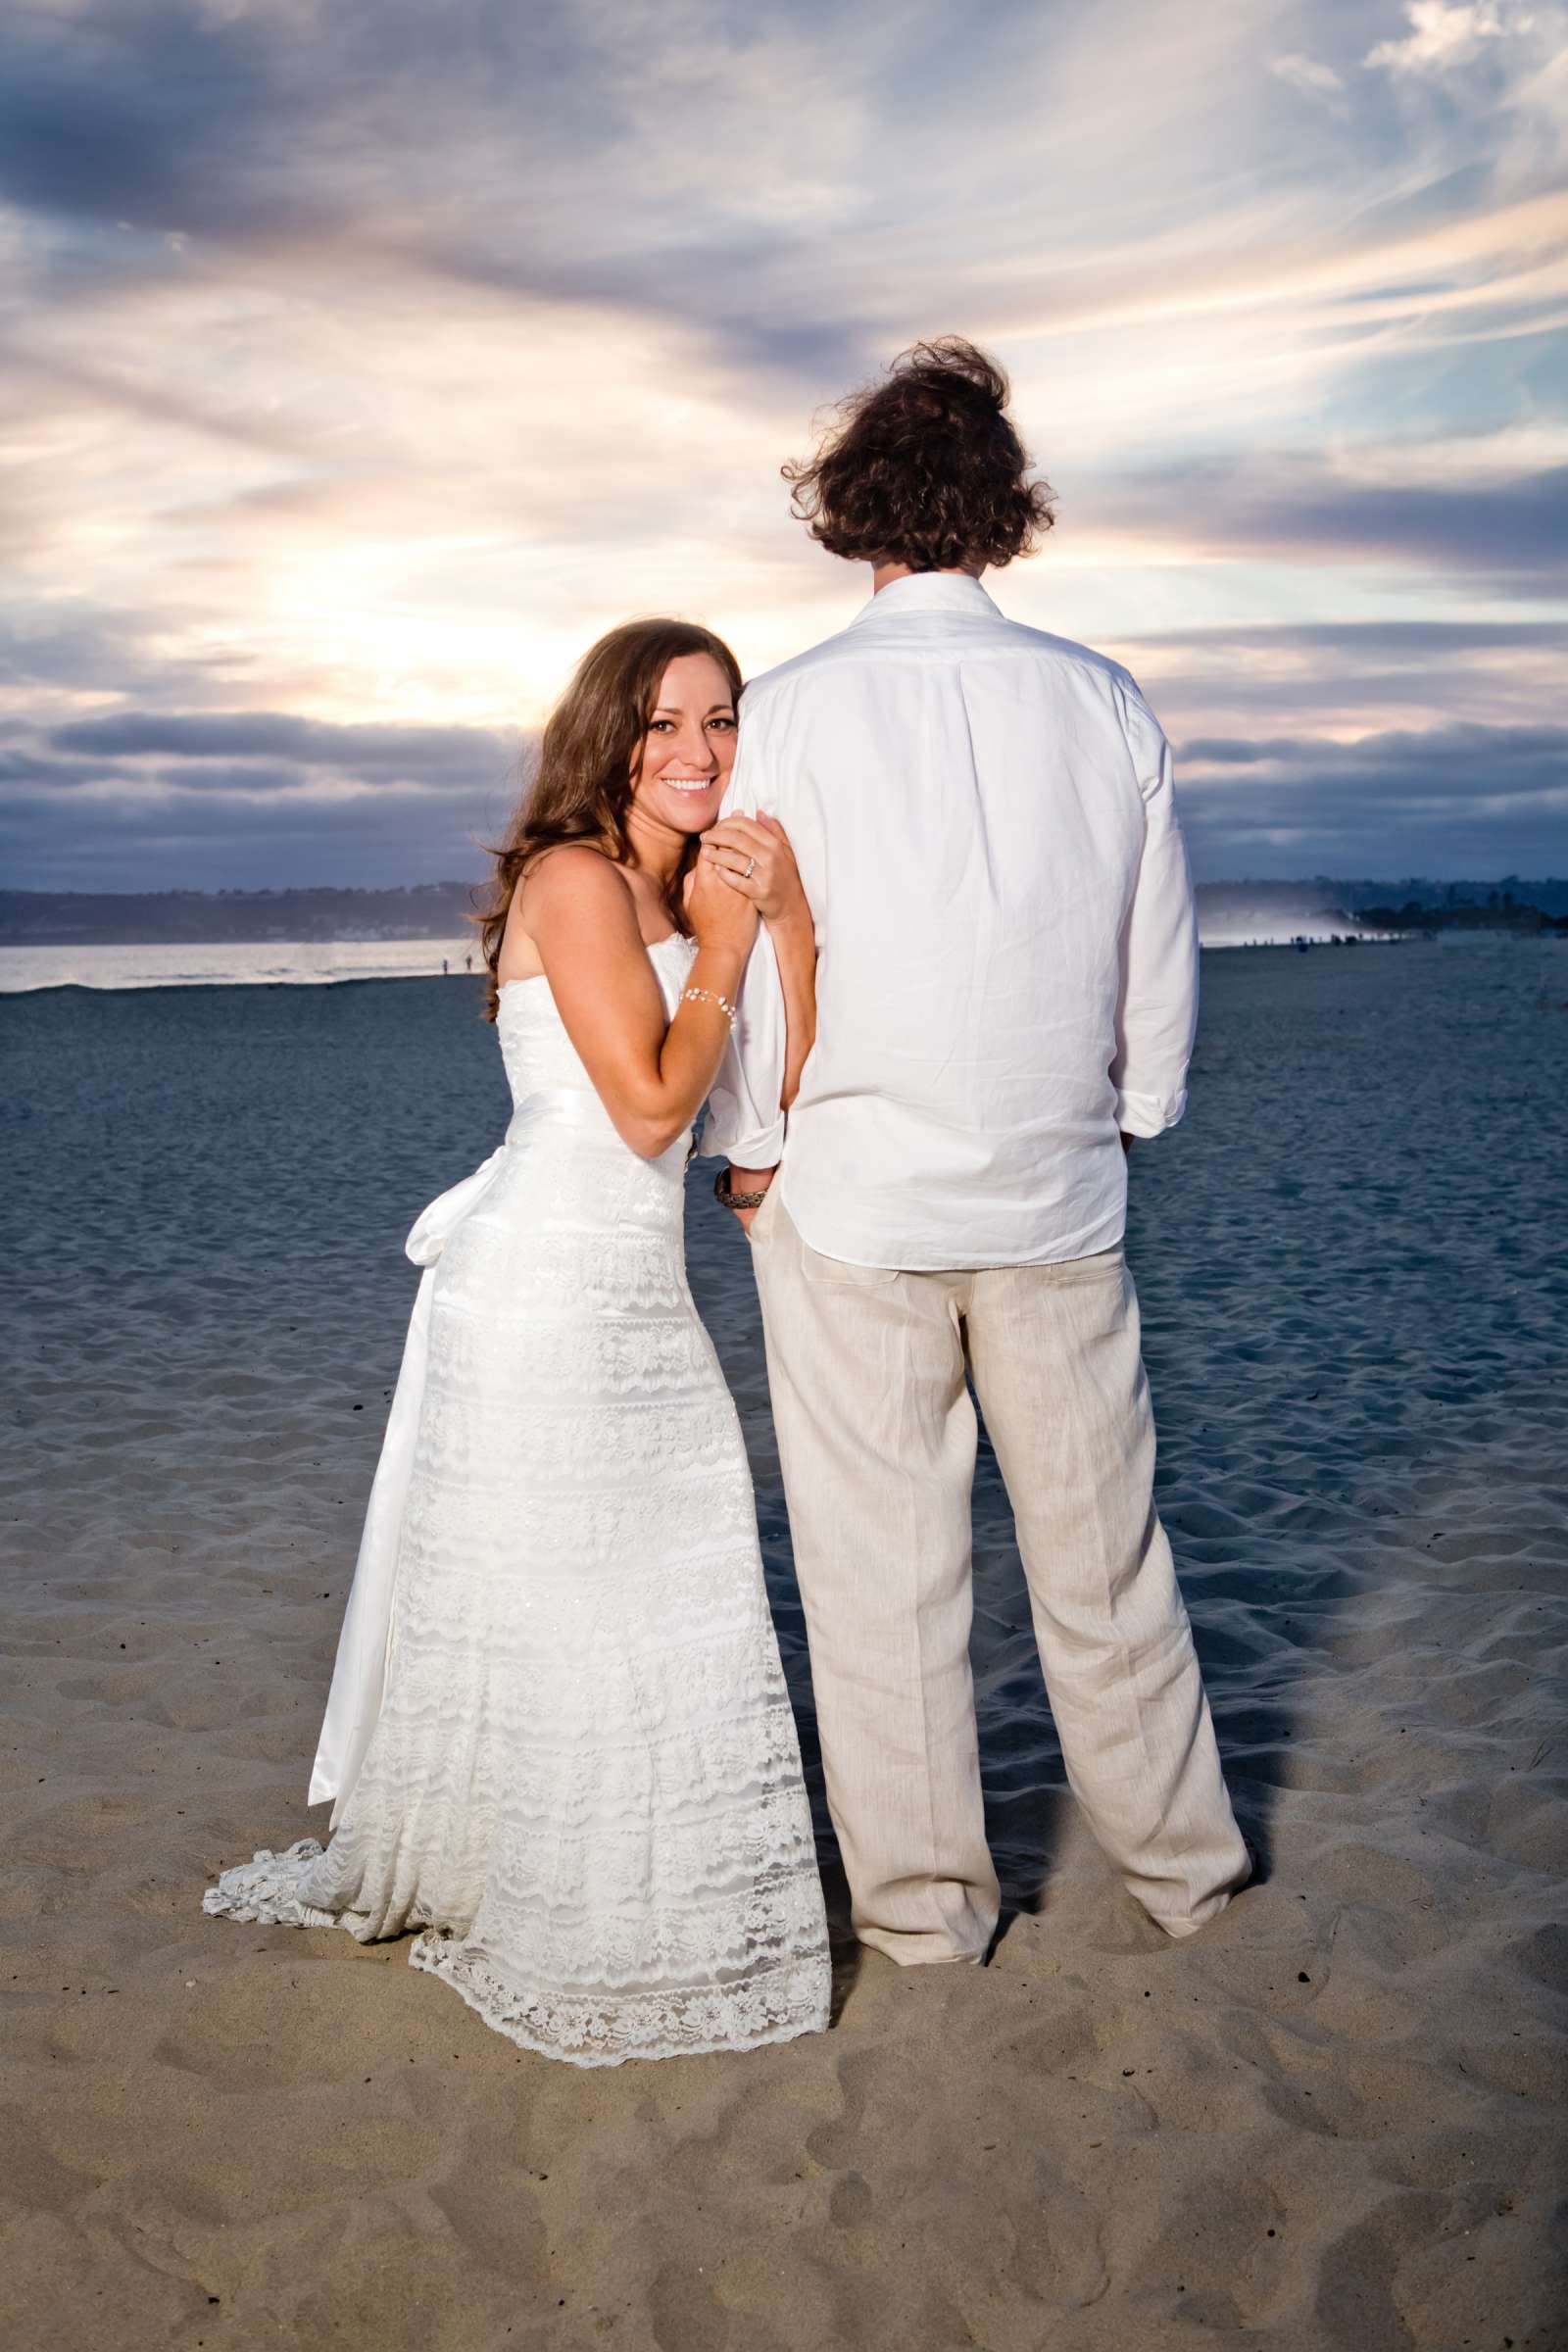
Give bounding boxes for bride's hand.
[699,814,810,930]
[686,848,760,956]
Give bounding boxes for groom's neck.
[869,559,986,594]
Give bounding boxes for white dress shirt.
[702,571,1198,1270]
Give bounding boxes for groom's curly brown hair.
[782,336,1055,574]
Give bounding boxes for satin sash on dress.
[308,1090,613,1822]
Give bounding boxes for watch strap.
[714,1168,771,1211]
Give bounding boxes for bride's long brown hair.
[474,618,744,1021]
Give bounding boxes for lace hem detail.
[408,1933,831,2068]
[203,1840,832,2065]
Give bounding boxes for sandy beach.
[4,936,1565,2351]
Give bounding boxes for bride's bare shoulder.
[496,847,632,985]
[518,845,639,941]
[521,843,630,900]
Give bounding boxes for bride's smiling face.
[630,654,738,837]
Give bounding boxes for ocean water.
[6,937,1565,1910]
[0,938,481,994]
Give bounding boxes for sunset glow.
[3,0,1565,888]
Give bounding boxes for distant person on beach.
[204,619,831,2064]
[702,336,1251,1957]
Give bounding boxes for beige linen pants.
[750,1189,1250,1961]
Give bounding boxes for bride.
[204,618,832,2066]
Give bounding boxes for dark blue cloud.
[0,3,294,234]
[0,0,878,373]
[1126,619,1568,659]
[4,700,1562,891]
[1178,719,1568,879]
[0,764,518,892]
[51,710,515,781]
[1087,460,1568,586]
[1183,721,1568,785]
[1115,618,1568,722]
[0,705,526,887]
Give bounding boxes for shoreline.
[0,969,492,1000]
[0,930,1485,1000]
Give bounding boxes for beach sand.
[3,938,1565,2350]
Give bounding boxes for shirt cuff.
[698,1106,786,1166]
[1113,1085,1188,1138]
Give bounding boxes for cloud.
[1177,718,1568,877]
[0,0,1563,893]
[1270,53,1348,109]
[0,703,524,888]
[1365,2,1517,76]
[1111,618,1568,739]
[1072,452,1568,591]
[0,778,504,893]
[5,688,1564,894]
[1360,3,1568,184]
[50,710,516,782]
[0,0,873,351]
[1185,718,1567,789]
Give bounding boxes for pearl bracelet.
[680,985,737,1031]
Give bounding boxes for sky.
[2,0,1565,893]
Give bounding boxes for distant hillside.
[1196,878,1568,945]
[1315,876,1568,918]
[2,877,1565,948]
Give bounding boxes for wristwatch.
[714,1168,772,1212]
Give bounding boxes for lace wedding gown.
[204,932,831,2065]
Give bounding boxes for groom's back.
[731,571,1195,1271]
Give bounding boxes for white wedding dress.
[204,932,831,2066]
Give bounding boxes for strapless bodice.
[496,931,697,1112]
[495,931,698,1143]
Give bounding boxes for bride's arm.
[519,848,757,1159]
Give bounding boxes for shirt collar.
[849,571,1001,625]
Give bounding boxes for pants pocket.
[746,1174,785,1249]
[800,1242,900,1289]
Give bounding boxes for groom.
[703,337,1251,1960]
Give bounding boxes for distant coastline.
[2,876,1565,956]
[1189,877,1568,948]
[1345,893,1568,937]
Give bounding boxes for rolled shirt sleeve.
[1109,683,1199,1138]
[700,921,787,1165]
[698,705,789,1166]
